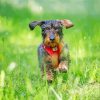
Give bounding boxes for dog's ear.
[60,19,74,29]
[29,21,43,30]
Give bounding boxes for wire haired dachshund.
[29,19,74,83]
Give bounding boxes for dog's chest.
[44,54,59,68]
[43,45,62,68]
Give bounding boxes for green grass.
[0,1,100,100]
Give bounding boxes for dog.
[29,19,73,82]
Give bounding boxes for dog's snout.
[50,33,55,41]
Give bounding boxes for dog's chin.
[47,42,59,48]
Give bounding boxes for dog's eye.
[45,27,50,30]
[54,28,59,32]
[54,27,59,30]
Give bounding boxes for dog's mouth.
[47,41,59,48]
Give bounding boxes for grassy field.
[0,1,100,100]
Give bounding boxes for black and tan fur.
[29,19,74,82]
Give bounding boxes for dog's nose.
[50,34,55,41]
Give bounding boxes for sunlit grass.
[0,1,100,100]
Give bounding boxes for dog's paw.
[56,62,68,73]
[59,65,68,73]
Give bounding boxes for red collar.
[42,44,60,56]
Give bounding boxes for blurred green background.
[0,0,100,100]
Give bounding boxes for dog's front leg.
[38,45,54,82]
[58,44,70,72]
[38,45,46,78]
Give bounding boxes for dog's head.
[29,19,73,47]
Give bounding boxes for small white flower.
[8,62,17,71]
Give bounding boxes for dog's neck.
[42,42,63,56]
[42,44,59,56]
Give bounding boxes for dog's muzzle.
[49,33,55,41]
